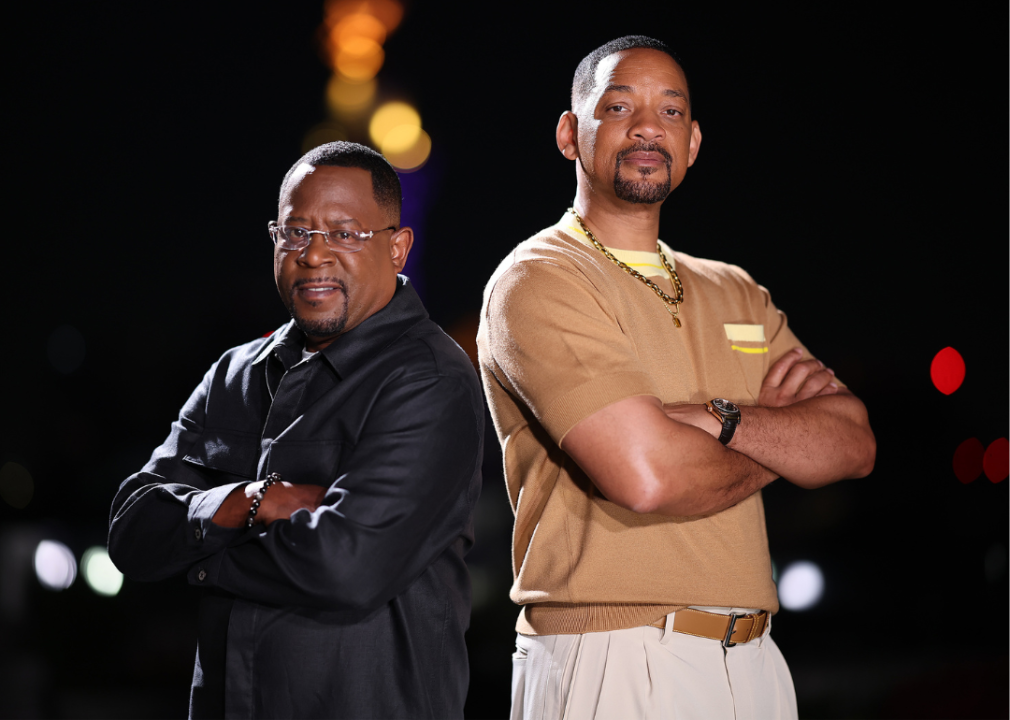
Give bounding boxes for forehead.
[280,164,378,216]
[592,48,688,99]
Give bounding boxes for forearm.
[644,425,778,516]
[730,393,876,487]
[109,474,246,580]
[562,396,777,517]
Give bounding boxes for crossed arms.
[562,348,876,517]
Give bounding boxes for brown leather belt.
[649,608,769,647]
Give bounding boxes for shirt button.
[194,528,203,541]
[197,569,207,582]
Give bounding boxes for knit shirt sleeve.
[483,258,661,444]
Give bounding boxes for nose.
[297,232,336,268]
[628,107,664,143]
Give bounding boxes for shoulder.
[672,251,768,299]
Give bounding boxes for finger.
[815,382,840,397]
[779,359,824,397]
[796,369,835,400]
[763,348,804,389]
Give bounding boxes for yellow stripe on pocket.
[730,345,769,354]
[724,323,766,342]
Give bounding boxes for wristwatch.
[705,398,741,445]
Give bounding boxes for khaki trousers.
[510,610,798,720]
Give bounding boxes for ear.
[687,120,702,167]
[556,111,579,160]
[389,226,414,273]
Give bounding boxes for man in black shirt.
[109,142,483,719]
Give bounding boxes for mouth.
[292,278,347,305]
[617,145,672,172]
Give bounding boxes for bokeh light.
[82,546,124,597]
[930,346,965,395]
[952,437,984,484]
[369,101,420,146]
[334,37,385,81]
[48,325,86,374]
[324,0,403,35]
[326,75,377,117]
[368,101,430,170]
[0,461,34,509]
[302,121,349,154]
[34,540,77,591]
[385,129,431,171]
[778,560,824,611]
[983,438,1008,483]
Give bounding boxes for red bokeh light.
[983,438,1009,483]
[952,438,984,483]
[930,347,965,395]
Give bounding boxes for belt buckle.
[722,613,744,648]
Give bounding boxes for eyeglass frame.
[268,221,398,253]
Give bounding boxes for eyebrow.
[602,84,687,100]
[283,216,357,227]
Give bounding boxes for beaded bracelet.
[246,472,282,528]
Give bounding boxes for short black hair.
[279,141,402,223]
[571,36,688,112]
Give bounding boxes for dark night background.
[2,2,1007,718]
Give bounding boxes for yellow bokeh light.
[369,101,420,146]
[334,37,384,81]
[384,128,432,172]
[380,124,422,154]
[327,75,376,117]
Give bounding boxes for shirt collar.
[254,275,427,379]
[555,212,676,277]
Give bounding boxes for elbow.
[851,430,877,479]
[602,467,692,516]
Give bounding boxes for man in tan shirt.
[477,36,876,719]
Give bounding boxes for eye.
[335,231,354,241]
[663,108,684,118]
[607,104,628,113]
[288,227,309,239]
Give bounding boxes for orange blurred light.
[330,12,387,47]
[334,36,384,81]
[369,101,420,146]
[325,0,403,34]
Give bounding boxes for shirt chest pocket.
[262,440,346,487]
[183,429,260,480]
[723,323,768,402]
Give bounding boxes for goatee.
[613,144,672,204]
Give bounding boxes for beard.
[613,144,673,204]
[283,277,349,339]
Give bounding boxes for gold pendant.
[673,316,682,328]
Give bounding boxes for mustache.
[616,143,672,166]
[291,277,348,292]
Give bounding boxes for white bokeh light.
[778,560,824,611]
[34,540,77,591]
[82,546,123,597]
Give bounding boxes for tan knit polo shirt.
[477,215,823,636]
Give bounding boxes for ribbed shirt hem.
[516,602,688,636]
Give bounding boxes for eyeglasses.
[268,222,397,253]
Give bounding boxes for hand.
[759,348,838,408]
[662,402,723,440]
[248,481,327,526]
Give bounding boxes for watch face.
[712,398,740,414]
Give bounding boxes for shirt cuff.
[187,482,248,551]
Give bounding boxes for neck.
[572,184,663,252]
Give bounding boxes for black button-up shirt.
[109,278,483,719]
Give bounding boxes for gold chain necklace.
[568,208,685,327]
